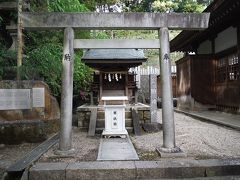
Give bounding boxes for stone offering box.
[0,81,60,144]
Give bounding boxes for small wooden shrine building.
[77,49,150,132]
[82,49,147,105]
[170,0,240,113]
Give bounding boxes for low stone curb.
[29,158,240,180]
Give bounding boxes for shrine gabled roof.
[82,49,147,60]
[170,0,240,52]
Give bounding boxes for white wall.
[198,40,212,54]
[215,27,237,53]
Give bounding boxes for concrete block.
[29,163,68,180]
[200,159,240,177]
[157,151,187,158]
[135,160,205,179]
[66,161,136,180]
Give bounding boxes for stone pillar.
[90,91,94,105]
[149,74,157,123]
[56,27,75,155]
[158,27,180,152]
[125,73,129,97]
[135,89,138,104]
[9,32,18,51]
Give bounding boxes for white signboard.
[0,89,31,110]
[32,88,45,107]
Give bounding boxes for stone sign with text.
[32,88,45,107]
[149,74,158,123]
[0,88,45,110]
[0,89,31,110]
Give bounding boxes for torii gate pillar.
[158,27,180,153]
[55,27,75,155]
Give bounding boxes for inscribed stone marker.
[149,74,158,123]
[32,88,45,107]
[0,89,31,110]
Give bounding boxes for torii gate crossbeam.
[21,12,210,155]
[21,12,209,30]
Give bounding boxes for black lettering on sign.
[163,53,169,62]
[64,54,71,61]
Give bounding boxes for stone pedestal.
[102,96,128,137]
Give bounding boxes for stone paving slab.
[187,176,240,180]
[175,109,240,130]
[97,136,139,161]
[66,161,136,180]
[28,158,240,180]
[29,162,68,180]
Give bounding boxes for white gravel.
[39,109,240,162]
[131,110,240,159]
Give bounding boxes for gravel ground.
[39,110,240,162]
[7,109,239,165]
[0,142,40,177]
[39,127,100,163]
[131,110,240,160]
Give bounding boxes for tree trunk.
[17,0,23,80]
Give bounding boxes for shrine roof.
[82,49,147,60]
[170,0,240,52]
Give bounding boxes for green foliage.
[152,0,206,12]
[91,31,110,39]
[73,52,93,96]
[123,0,211,12]
[48,0,89,12]
[23,43,92,97]
[79,0,97,11]
[0,45,16,79]
[25,30,63,52]
[23,43,62,96]
[152,0,177,12]
[22,0,93,101]
[174,0,206,13]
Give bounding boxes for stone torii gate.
[21,12,210,155]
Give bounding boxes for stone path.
[97,136,139,161]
